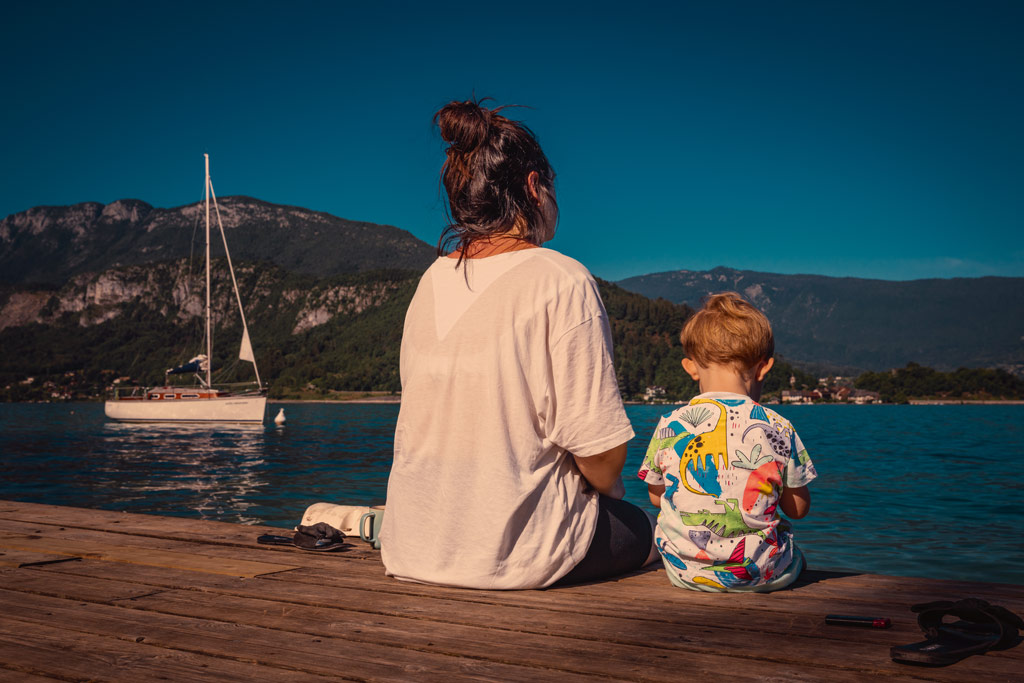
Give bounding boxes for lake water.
[1,402,1021,585]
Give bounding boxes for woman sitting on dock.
[379,98,656,589]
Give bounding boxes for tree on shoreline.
[855,362,1024,402]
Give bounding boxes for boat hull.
[104,395,267,424]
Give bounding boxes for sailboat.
[104,155,268,424]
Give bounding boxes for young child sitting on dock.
[638,292,817,592]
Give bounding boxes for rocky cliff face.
[0,259,405,335]
[0,196,435,286]
[290,282,399,334]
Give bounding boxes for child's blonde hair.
[680,292,774,372]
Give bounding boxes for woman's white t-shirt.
[380,248,634,589]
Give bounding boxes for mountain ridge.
[0,196,436,286]
[617,266,1024,372]
[3,198,1021,378]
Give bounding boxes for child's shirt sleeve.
[637,415,670,485]
[784,429,818,488]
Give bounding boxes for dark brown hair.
[434,97,556,260]
[680,292,775,372]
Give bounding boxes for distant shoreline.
[272,397,401,404]
[266,397,1024,406]
[622,399,1024,406]
[10,397,1024,406]
[908,399,1024,405]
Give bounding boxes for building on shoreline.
[781,388,880,404]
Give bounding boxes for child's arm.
[780,426,816,519]
[780,485,811,519]
[647,483,665,508]
[573,442,628,498]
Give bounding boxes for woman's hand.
[573,442,628,498]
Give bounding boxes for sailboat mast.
[204,154,212,389]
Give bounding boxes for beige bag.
[299,503,371,536]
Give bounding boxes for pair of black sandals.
[891,598,1024,666]
[256,522,349,552]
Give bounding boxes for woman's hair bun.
[433,95,554,257]
[435,99,492,152]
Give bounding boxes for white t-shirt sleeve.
[637,414,671,485]
[784,430,818,488]
[546,312,634,457]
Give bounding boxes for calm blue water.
[0,402,1021,585]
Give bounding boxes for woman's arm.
[573,442,628,498]
[779,485,811,519]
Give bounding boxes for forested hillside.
[0,264,816,403]
[856,363,1024,402]
[0,194,819,405]
[0,261,421,400]
[3,264,1001,403]
[600,280,815,399]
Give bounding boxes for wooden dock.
[0,500,1020,682]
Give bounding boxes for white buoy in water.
[274,408,286,425]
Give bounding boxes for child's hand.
[608,476,626,500]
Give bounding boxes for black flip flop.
[891,598,1024,666]
[256,534,296,547]
[257,522,349,552]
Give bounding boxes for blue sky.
[2,1,1022,282]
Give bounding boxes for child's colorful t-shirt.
[638,392,817,591]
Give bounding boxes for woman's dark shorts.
[554,494,653,586]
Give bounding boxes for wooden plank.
[17,500,975,604]
[0,589,596,683]
[30,510,1002,614]
[544,572,1024,624]
[3,565,1015,681]
[0,549,81,569]
[0,515,380,567]
[0,614,335,683]
[266,561,1024,613]
[0,669,64,682]
[25,555,1024,671]
[16,542,1024,678]
[240,560,1024,647]
[111,585,1024,681]
[0,515,287,552]
[0,501,384,562]
[3,501,1022,682]
[0,532,298,578]
[0,576,891,682]
[6,557,942,679]
[0,565,170,603]
[0,500,296,542]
